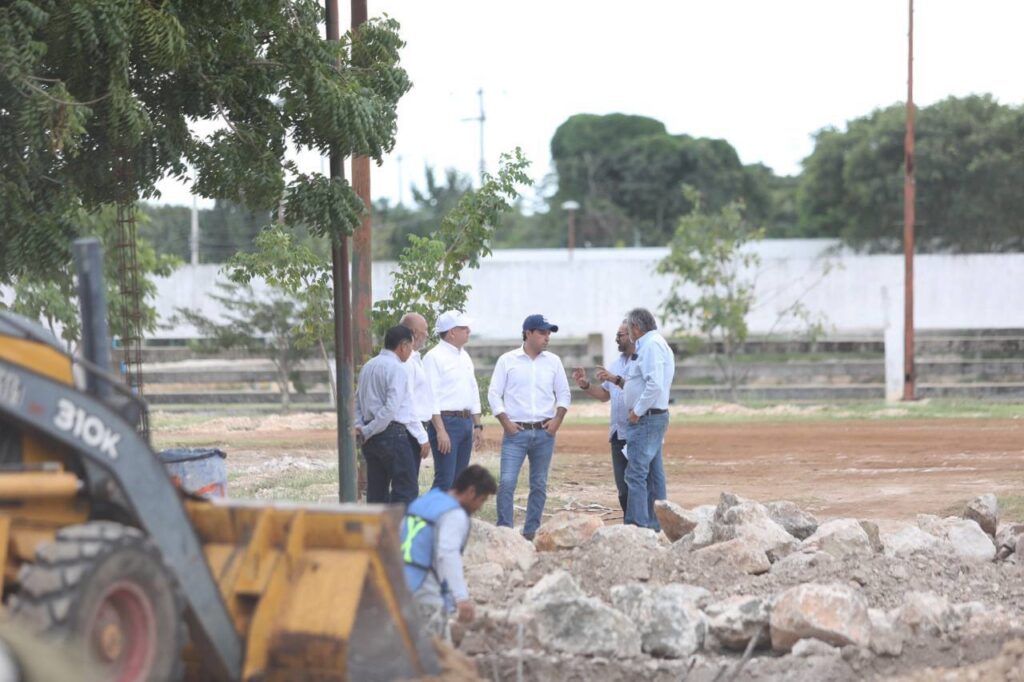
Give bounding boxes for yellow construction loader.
[0,239,439,681]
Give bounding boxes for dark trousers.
[429,415,473,490]
[610,435,629,514]
[407,432,424,497]
[363,422,418,505]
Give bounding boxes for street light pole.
[326,0,358,502]
[903,0,916,401]
[561,200,580,261]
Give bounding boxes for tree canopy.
[1,0,410,281]
[797,95,1024,252]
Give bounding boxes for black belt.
[643,408,668,416]
[422,420,431,430]
[440,410,471,418]
[515,421,546,430]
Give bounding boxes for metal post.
[477,88,486,183]
[351,0,373,369]
[902,0,916,401]
[190,195,199,266]
[327,0,358,502]
[72,238,111,400]
[567,207,576,259]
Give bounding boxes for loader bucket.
[183,499,440,681]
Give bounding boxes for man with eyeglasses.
[572,320,635,515]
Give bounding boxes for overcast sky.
[154,0,1024,208]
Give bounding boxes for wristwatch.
[615,375,625,388]
[473,424,484,431]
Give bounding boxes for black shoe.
[522,532,535,542]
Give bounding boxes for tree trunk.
[319,339,337,408]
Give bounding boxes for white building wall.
[151,241,1024,364]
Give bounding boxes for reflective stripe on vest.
[400,489,462,593]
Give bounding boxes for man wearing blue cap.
[488,314,572,540]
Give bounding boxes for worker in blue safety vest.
[400,464,497,638]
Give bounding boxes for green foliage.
[175,281,314,409]
[372,149,532,337]
[797,94,1024,252]
[658,189,763,398]
[1,0,410,282]
[0,205,178,347]
[549,114,796,246]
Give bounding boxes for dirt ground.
[164,413,1024,522]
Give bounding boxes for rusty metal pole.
[902,0,916,401]
[327,0,358,502]
[351,0,372,368]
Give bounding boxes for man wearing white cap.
[488,314,572,541]
[422,311,483,490]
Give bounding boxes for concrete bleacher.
[127,329,1024,407]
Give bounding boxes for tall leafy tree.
[797,95,1024,252]
[1,0,410,283]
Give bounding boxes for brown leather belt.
[515,421,546,430]
[440,409,471,418]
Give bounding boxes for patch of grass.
[228,466,338,502]
[663,399,1024,424]
[999,495,1024,523]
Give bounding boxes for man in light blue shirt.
[621,307,673,530]
[573,320,635,514]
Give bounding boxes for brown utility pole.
[327,0,358,502]
[903,0,916,400]
[351,0,373,368]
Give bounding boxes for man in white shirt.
[399,312,442,499]
[621,307,673,531]
[354,325,419,504]
[489,314,572,541]
[422,311,483,491]
[572,320,635,514]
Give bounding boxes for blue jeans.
[497,428,556,536]
[363,422,418,505]
[429,415,473,490]
[624,411,669,530]
[610,435,629,514]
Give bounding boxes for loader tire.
[9,521,185,682]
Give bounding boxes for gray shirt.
[355,349,408,440]
[413,505,471,607]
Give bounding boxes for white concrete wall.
[151,241,1024,364]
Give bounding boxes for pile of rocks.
[457,493,1024,681]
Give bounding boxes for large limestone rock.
[881,525,944,557]
[995,522,1024,559]
[694,538,771,575]
[610,584,706,658]
[527,596,642,657]
[769,583,871,652]
[916,515,995,561]
[868,608,904,657]
[533,512,603,552]
[654,500,699,542]
[766,500,819,540]
[523,570,585,605]
[800,518,874,558]
[944,519,996,562]
[963,493,999,537]
[711,500,798,562]
[464,519,537,572]
[705,595,771,651]
[898,591,952,636]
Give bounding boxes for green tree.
[797,94,1024,252]
[175,282,314,410]
[372,149,531,337]
[1,0,410,281]
[658,190,763,399]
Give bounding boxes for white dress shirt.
[395,358,429,445]
[422,339,482,414]
[623,330,675,415]
[399,350,434,444]
[488,346,572,422]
